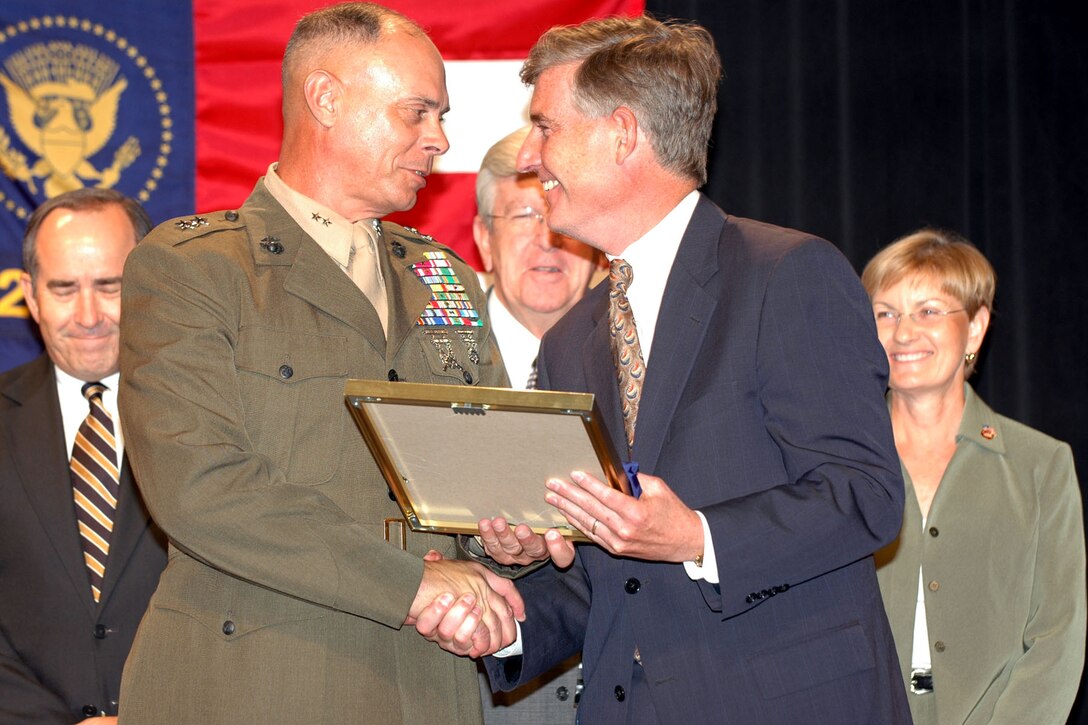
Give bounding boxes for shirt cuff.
[683,510,719,584]
[493,619,523,658]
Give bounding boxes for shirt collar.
[603,190,700,358]
[264,162,379,269]
[607,190,700,269]
[486,290,541,390]
[54,366,119,395]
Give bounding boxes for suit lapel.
[4,357,97,618]
[633,197,723,474]
[583,290,628,458]
[96,460,153,609]
[282,240,387,353]
[244,184,388,355]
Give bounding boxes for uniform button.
[388,488,397,502]
[928,526,939,537]
[624,578,641,594]
[614,685,626,701]
[388,369,399,382]
[82,705,98,717]
[278,364,293,379]
[556,686,569,701]
[462,370,473,384]
[224,210,238,222]
[93,624,107,639]
[928,580,940,592]
[222,620,236,635]
[934,640,946,652]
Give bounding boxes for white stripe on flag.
[435,59,532,175]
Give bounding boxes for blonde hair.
[862,227,995,375]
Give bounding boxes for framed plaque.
[345,380,627,539]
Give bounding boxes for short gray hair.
[475,126,530,219]
[282,2,425,91]
[521,15,721,186]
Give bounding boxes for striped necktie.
[608,259,646,451]
[70,382,120,604]
[526,357,539,390]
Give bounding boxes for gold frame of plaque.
[345,380,628,540]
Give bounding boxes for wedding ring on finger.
[591,518,599,535]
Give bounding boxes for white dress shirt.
[57,368,124,463]
[486,291,540,390]
[605,191,718,584]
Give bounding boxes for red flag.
[193,0,644,268]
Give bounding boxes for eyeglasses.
[487,207,546,230]
[874,307,966,328]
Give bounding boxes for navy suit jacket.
[0,355,167,722]
[487,197,911,723]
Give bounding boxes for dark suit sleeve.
[0,626,71,724]
[700,240,903,616]
[483,358,593,690]
[484,553,592,690]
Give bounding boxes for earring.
[964,352,977,363]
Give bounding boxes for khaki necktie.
[70,382,120,603]
[608,258,646,451]
[349,220,389,335]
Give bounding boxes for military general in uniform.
[117,4,522,722]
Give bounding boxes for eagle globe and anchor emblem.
[0,16,171,217]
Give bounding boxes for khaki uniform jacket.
[117,181,507,723]
[875,384,1086,724]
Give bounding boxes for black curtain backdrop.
[646,0,1088,720]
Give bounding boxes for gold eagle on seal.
[0,41,140,199]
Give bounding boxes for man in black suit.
[438,15,912,723]
[0,188,166,723]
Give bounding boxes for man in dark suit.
[472,126,602,723]
[452,15,912,723]
[0,188,166,723]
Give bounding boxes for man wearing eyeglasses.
[470,127,600,722]
[473,126,602,392]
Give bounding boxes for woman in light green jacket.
[864,228,1085,725]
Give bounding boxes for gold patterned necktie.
[70,382,120,604]
[608,258,646,451]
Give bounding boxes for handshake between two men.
[408,468,706,657]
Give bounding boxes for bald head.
[276,2,449,221]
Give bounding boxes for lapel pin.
[980,425,996,440]
[259,236,283,255]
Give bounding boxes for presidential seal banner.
[0,0,641,373]
[0,1,194,370]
